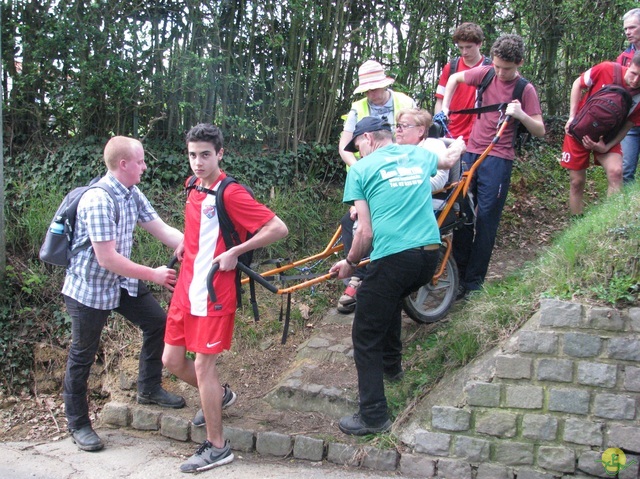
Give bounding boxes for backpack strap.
[86,178,121,225]
[449,55,490,76]
[215,176,261,320]
[450,102,509,116]
[185,175,198,193]
[476,67,496,118]
[510,77,531,148]
[450,57,460,75]
[185,175,217,196]
[512,77,530,102]
[216,176,244,250]
[613,62,623,86]
[449,67,498,117]
[452,69,530,117]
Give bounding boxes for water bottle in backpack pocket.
[39,216,70,267]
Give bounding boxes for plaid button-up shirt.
[62,173,158,310]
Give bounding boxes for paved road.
[0,428,398,479]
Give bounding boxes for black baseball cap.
[344,117,392,153]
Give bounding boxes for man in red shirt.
[561,52,640,215]
[435,23,490,142]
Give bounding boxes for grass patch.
[541,183,640,305]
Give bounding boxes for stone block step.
[265,358,358,419]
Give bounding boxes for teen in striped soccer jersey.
[162,123,287,473]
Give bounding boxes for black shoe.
[137,387,186,408]
[384,370,404,382]
[70,425,104,452]
[337,302,356,314]
[192,384,237,427]
[338,413,392,436]
[455,284,467,301]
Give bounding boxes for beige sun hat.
[353,60,395,94]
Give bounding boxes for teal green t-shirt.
[343,143,441,261]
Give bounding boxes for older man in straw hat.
[336,60,416,315]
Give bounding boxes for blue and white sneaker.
[180,440,234,473]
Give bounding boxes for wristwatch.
[345,258,359,268]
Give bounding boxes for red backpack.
[568,63,632,144]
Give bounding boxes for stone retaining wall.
[399,299,640,478]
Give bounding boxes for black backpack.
[568,63,632,144]
[185,175,258,316]
[39,177,120,267]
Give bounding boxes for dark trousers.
[353,248,438,425]
[340,212,370,281]
[453,152,512,291]
[63,284,166,430]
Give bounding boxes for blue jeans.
[453,152,513,291]
[352,248,438,425]
[621,126,640,183]
[63,283,166,430]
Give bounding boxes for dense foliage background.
[3,0,637,155]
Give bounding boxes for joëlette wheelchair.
[200,118,512,337]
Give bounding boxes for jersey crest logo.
[203,204,216,219]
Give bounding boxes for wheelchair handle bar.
[207,262,279,303]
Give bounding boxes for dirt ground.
[0,187,567,444]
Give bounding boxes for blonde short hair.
[103,136,143,170]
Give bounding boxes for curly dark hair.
[452,23,485,45]
[490,34,525,64]
[185,123,224,152]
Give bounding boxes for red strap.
[344,285,358,297]
[613,62,622,86]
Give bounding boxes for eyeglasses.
[396,123,419,131]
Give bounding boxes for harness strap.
[450,102,509,116]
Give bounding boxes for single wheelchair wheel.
[402,249,459,324]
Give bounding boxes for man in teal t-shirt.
[330,117,465,436]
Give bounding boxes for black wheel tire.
[402,250,459,324]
